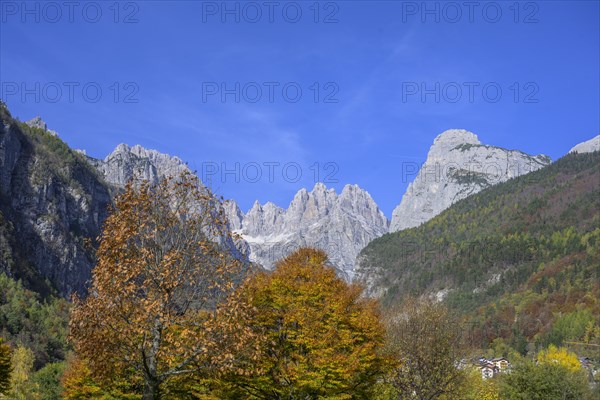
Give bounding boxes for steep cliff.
[0,104,112,297]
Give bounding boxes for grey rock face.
[389,129,551,232]
[224,183,389,280]
[0,109,112,297]
[88,144,251,263]
[1,108,250,298]
[87,144,190,187]
[569,135,600,154]
[25,116,58,137]
[26,116,47,130]
[223,200,244,231]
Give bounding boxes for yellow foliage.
[462,367,500,400]
[8,346,38,400]
[536,345,581,372]
[61,355,140,399]
[210,248,386,398]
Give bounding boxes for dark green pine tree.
[0,338,12,394]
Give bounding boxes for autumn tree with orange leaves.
[69,172,243,400]
[210,248,387,399]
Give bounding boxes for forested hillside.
[357,151,600,352]
[0,273,70,398]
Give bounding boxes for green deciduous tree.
[541,309,596,347]
[499,357,592,400]
[0,273,70,369]
[32,361,66,400]
[383,298,467,400]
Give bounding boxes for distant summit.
[568,135,600,154]
[86,143,190,187]
[390,129,551,232]
[432,128,480,148]
[223,183,389,280]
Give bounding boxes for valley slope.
[356,151,600,349]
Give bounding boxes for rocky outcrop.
[223,200,244,231]
[569,135,600,154]
[390,129,551,232]
[86,144,190,187]
[0,106,112,297]
[26,116,58,137]
[224,183,389,280]
[87,143,251,264]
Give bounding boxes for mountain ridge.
[569,134,600,154]
[223,182,389,280]
[3,104,598,296]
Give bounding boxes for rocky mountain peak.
[569,135,600,154]
[106,143,185,167]
[263,201,282,212]
[89,143,190,187]
[249,200,263,212]
[313,181,327,192]
[292,187,309,200]
[433,129,480,148]
[224,183,389,280]
[341,183,359,194]
[340,184,374,206]
[87,143,249,263]
[110,142,130,153]
[390,130,551,232]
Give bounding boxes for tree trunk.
[143,379,160,400]
[143,317,163,399]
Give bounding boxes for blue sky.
[1,0,598,216]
